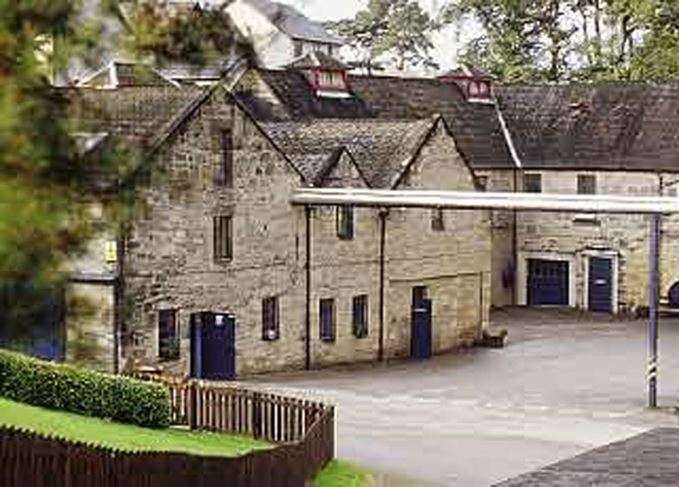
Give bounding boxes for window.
[158,309,179,361]
[336,205,354,240]
[524,173,542,193]
[215,129,233,187]
[352,295,369,338]
[294,40,303,57]
[477,175,488,192]
[431,208,445,231]
[213,215,233,261]
[577,174,596,195]
[262,296,279,341]
[319,298,335,342]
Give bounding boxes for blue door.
[411,288,432,359]
[190,312,236,381]
[588,257,613,313]
[527,259,569,306]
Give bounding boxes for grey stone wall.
[122,96,492,377]
[123,89,307,376]
[511,170,679,312]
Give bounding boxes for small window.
[336,205,354,240]
[215,129,233,187]
[524,173,542,193]
[319,298,335,342]
[294,40,303,57]
[213,215,233,261]
[262,296,279,341]
[158,309,179,361]
[431,208,445,231]
[352,295,369,338]
[477,175,488,192]
[577,174,596,195]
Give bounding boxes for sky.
[277,0,474,71]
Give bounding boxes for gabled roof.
[239,0,343,45]
[441,66,493,80]
[76,61,180,88]
[287,51,348,71]
[68,85,205,145]
[497,83,679,172]
[237,69,515,170]
[260,118,438,187]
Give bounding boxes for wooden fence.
[0,380,335,487]
[166,380,328,443]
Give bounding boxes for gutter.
[495,103,522,170]
[495,101,522,305]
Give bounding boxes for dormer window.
[288,51,351,99]
[439,66,494,104]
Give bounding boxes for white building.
[226,0,344,69]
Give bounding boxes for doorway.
[190,312,236,380]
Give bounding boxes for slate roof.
[239,0,343,45]
[237,69,516,170]
[260,118,438,187]
[77,62,178,88]
[287,51,348,71]
[68,86,205,145]
[441,66,493,80]
[497,83,679,172]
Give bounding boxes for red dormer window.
[288,51,351,99]
[439,67,494,104]
[310,69,348,96]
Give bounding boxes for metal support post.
[648,213,660,408]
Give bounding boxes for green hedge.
[0,349,171,429]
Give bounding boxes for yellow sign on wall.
[105,241,118,264]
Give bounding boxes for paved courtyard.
[247,308,679,486]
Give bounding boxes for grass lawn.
[314,460,372,487]
[0,397,270,457]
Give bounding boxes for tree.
[0,0,249,344]
[441,0,679,83]
[326,0,439,72]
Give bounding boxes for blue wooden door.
[527,259,569,306]
[588,257,613,313]
[190,312,236,381]
[411,296,432,360]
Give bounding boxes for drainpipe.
[512,168,519,306]
[113,227,126,375]
[378,209,388,362]
[496,102,522,307]
[305,206,312,370]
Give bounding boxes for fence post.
[189,381,198,431]
[252,391,262,439]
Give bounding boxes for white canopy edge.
[291,188,679,214]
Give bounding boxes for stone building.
[493,83,679,314]
[60,56,679,376]
[68,57,516,376]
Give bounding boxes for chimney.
[439,66,494,104]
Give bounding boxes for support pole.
[378,209,387,362]
[648,213,660,408]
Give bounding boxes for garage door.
[527,259,569,306]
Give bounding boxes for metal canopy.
[292,187,674,408]
[292,188,679,214]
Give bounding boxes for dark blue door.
[527,259,569,306]
[588,257,613,313]
[190,312,236,381]
[411,294,432,360]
